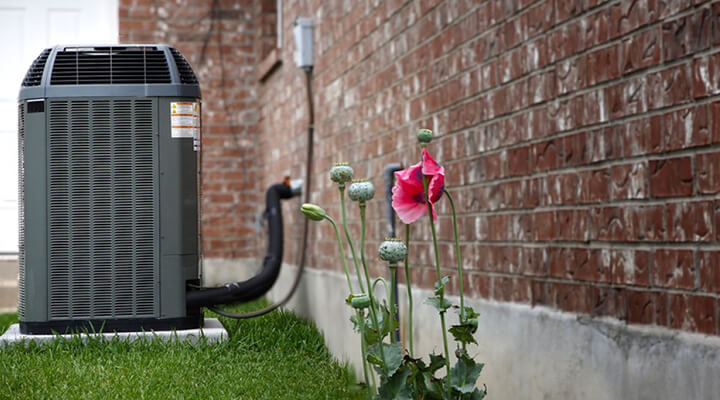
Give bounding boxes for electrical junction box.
[293,18,314,68]
[17,45,202,334]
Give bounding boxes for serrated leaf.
[467,387,487,400]
[367,342,404,377]
[376,366,412,400]
[450,354,484,394]
[427,353,446,374]
[424,296,452,313]
[449,323,478,345]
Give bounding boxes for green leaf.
[460,305,480,320]
[466,387,487,400]
[450,353,484,394]
[449,323,477,345]
[367,342,404,377]
[434,276,450,296]
[375,366,412,400]
[424,296,452,313]
[427,353,446,374]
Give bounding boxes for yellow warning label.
[171,101,199,138]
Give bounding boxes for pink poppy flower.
[392,148,445,224]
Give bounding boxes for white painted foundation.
[204,260,720,400]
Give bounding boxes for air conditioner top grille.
[22,48,51,86]
[50,46,171,85]
[169,48,198,84]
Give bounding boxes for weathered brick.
[628,290,668,326]
[610,249,651,286]
[697,151,720,194]
[649,157,693,198]
[698,251,720,293]
[668,293,716,334]
[663,104,711,151]
[611,161,648,200]
[622,27,661,74]
[666,201,714,242]
[652,249,696,289]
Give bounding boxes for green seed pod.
[417,128,433,143]
[378,238,408,263]
[350,294,371,309]
[300,203,327,221]
[330,162,354,185]
[348,179,375,202]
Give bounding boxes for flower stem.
[326,217,355,293]
[445,189,466,352]
[403,223,414,357]
[421,146,451,391]
[359,203,388,374]
[388,262,398,344]
[339,186,365,292]
[356,309,374,398]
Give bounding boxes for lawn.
[0,301,364,399]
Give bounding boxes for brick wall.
[120,0,720,336]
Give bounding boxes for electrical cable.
[205,67,314,319]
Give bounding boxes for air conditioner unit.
[17,45,202,334]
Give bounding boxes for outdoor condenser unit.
[17,45,202,334]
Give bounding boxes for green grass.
[0,301,365,399]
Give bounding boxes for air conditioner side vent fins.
[22,48,51,87]
[169,48,198,84]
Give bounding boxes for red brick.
[507,147,530,177]
[578,168,610,204]
[582,9,609,49]
[551,282,590,313]
[533,211,556,241]
[586,45,620,86]
[610,162,648,200]
[623,115,663,157]
[544,173,578,205]
[533,140,560,172]
[591,287,628,321]
[713,101,720,143]
[692,53,720,99]
[622,27,661,74]
[646,64,693,111]
[609,0,650,38]
[624,205,666,242]
[698,251,720,293]
[628,290,668,326]
[650,0,693,21]
[606,77,647,120]
[525,2,555,39]
[666,201,713,242]
[549,247,609,282]
[610,249,651,286]
[652,249,696,289]
[556,209,590,242]
[556,57,586,95]
[669,293,716,334]
[715,200,720,241]
[697,151,720,193]
[649,157,693,198]
[590,207,626,241]
[663,104,711,151]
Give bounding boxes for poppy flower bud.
[417,128,433,143]
[300,203,327,221]
[330,162,354,185]
[348,179,375,202]
[350,294,371,309]
[378,238,408,263]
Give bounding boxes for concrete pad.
[0,318,228,346]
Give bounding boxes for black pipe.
[187,183,295,308]
[384,163,402,342]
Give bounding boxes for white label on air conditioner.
[171,101,199,138]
